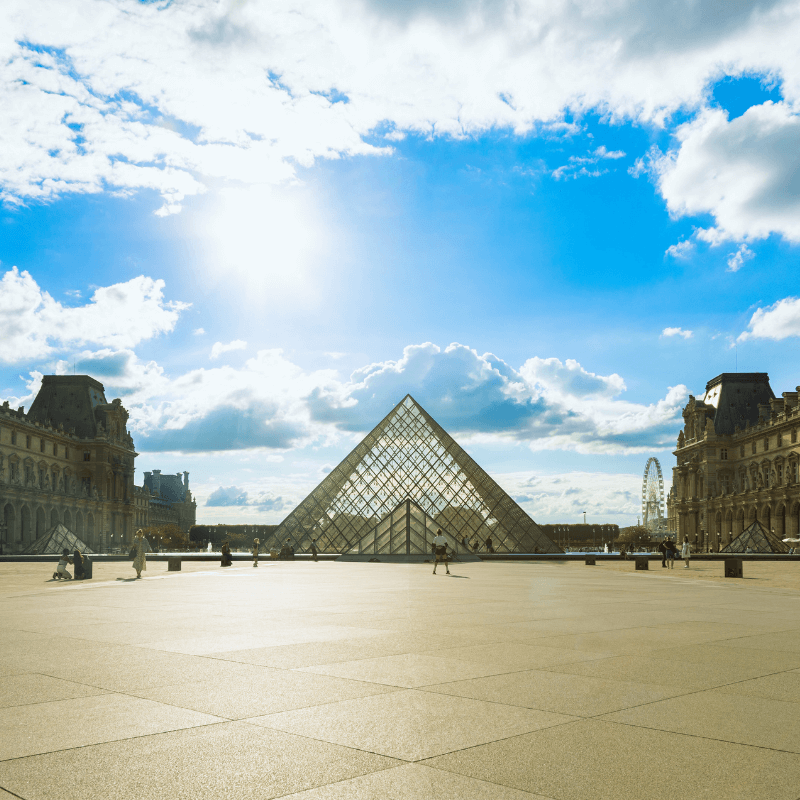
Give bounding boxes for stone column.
[733,508,743,538]
[786,506,799,541]
[774,503,785,540]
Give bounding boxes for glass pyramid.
[20,523,94,555]
[720,520,790,554]
[349,497,474,557]
[272,395,561,554]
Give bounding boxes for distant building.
[667,372,800,550]
[139,469,196,533]
[538,523,619,549]
[0,375,197,553]
[0,376,136,552]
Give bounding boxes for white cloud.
[3,1,800,212]
[726,243,755,272]
[738,296,800,341]
[649,102,800,244]
[0,268,188,364]
[54,339,687,456]
[501,471,661,524]
[665,240,695,259]
[552,145,627,180]
[308,343,688,455]
[661,327,693,339]
[193,327,206,336]
[210,339,247,360]
[205,484,289,511]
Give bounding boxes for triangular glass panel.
[270,395,561,554]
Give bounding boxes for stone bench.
[635,557,649,570]
[168,558,181,571]
[724,558,743,578]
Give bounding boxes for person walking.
[132,530,147,579]
[310,539,318,562]
[485,535,495,553]
[432,529,451,575]
[221,541,232,567]
[658,539,667,568]
[252,538,260,567]
[681,537,691,568]
[665,538,675,569]
[53,549,72,580]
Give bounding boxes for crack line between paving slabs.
[599,716,800,756]
[0,783,28,800]
[267,762,560,800]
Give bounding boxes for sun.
[196,184,331,305]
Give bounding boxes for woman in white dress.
[132,529,147,579]
[681,538,691,569]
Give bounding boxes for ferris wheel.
[642,457,665,532]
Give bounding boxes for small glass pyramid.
[20,523,93,555]
[349,497,471,556]
[721,519,790,554]
[273,395,561,554]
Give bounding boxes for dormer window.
[720,449,727,460]
[83,451,91,462]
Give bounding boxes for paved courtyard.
[1,559,800,799]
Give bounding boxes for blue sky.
[2,0,800,526]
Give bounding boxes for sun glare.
[200,186,329,304]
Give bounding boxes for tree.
[616,526,650,548]
[141,524,188,551]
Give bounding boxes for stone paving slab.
[0,674,109,710]
[250,690,576,761]
[279,762,552,799]
[0,722,398,800]
[0,560,799,799]
[424,718,800,800]
[0,693,222,760]
[422,668,686,717]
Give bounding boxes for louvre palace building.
[0,375,195,552]
[667,372,800,550]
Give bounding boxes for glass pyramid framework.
[272,395,561,554]
[349,497,475,557]
[720,520,790,554]
[20,523,94,555]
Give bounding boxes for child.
[53,549,72,580]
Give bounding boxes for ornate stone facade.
[0,376,136,552]
[138,470,196,533]
[0,376,197,552]
[668,373,800,550]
